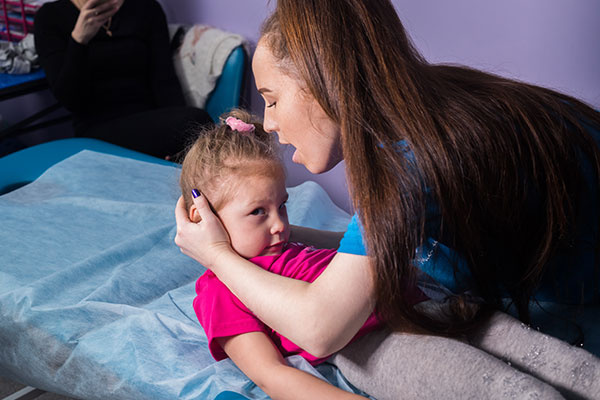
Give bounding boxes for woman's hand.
[71,0,122,44]
[174,194,234,270]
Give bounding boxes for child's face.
[217,173,290,258]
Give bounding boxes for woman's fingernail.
[191,189,201,198]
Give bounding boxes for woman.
[34,0,212,159]
[175,1,600,398]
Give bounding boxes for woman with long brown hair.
[175,0,600,398]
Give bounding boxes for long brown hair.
[261,0,600,333]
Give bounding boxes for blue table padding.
[0,138,176,195]
[0,69,45,91]
[0,151,363,399]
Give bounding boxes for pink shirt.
[194,242,382,366]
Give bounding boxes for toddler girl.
[179,109,389,399]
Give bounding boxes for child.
[179,109,390,399]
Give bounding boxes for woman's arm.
[220,332,366,400]
[175,195,375,357]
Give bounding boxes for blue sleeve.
[336,213,473,299]
[336,141,470,296]
[337,214,367,256]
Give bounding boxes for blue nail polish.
[191,189,201,198]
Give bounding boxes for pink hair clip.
[225,117,255,135]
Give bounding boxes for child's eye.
[279,201,287,210]
[266,102,276,108]
[250,208,266,216]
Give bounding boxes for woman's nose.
[263,112,277,134]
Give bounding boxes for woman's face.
[252,41,343,174]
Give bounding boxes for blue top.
[338,211,476,301]
[338,119,600,304]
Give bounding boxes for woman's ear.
[189,205,201,223]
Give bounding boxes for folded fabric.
[0,34,39,74]
[172,25,245,109]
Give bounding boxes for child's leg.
[331,328,565,400]
[467,311,600,400]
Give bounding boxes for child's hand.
[174,194,233,270]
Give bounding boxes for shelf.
[0,17,34,24]
[0,0,38,42]
[0,33,27,40]
[3,0,36,6]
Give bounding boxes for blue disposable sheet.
[0,151,365,399]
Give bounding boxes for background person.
[34,0,212,159]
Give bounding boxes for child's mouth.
[263,241,285,254]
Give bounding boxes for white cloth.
[172,25,245,108]
[0,34,38,74]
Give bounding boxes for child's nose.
[270,215,285,235]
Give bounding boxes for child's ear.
[189,205,201,223]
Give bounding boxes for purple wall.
[3,0,599,212]
[157,0,600,112]
[394,0,600,108]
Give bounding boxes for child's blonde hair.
[180,109,283,212]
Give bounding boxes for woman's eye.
[250,208,266,216]
[266,102,276,108]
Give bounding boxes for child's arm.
[219,332,366,400]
